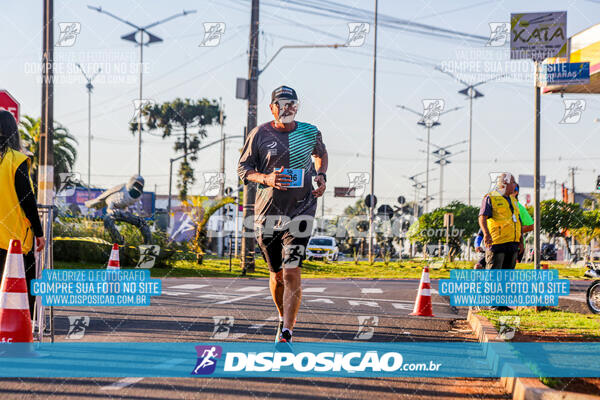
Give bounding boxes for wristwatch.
[317,172,327,182]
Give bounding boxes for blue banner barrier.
[439,269,569,306]
[0,342,598,378]
[30,269,161,306]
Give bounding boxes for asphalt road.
[6,277,589,399]
[49,278,468,342]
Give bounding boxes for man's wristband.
[317,172,327,182]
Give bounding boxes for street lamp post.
[434,67,507,206]
[419,139,466,207]
[397,104,461,212]
[75,63,100,200]
[87,5,196,175]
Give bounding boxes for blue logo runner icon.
[192,345,222,375]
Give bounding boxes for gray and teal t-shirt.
[237,121,327,228]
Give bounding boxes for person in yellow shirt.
[0,110,45,318]
[478,173,523,270]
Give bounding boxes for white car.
[306,236,339,261]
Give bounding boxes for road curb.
[467,309,600,400]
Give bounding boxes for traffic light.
[596,175,600,190]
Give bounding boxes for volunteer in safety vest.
[478,172,523,270]
[0,110,44,318]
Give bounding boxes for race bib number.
[279,168,304,188]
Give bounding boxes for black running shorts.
[256,228,311,273]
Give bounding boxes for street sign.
[397,195,406,205]
[443,213,454,227]
[540,62,590,86]
[334,187,356,197]
[544,23,600,94]
[518,174,546,189]
[364,194,377,208]
[377,204,394,219]
[235,78,248,99]
[510,12,567,61]
[0,90,19,123]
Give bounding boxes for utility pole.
[218,97,225,257]
[533,61,541,270]
[547,179,559,200]
[422,139,466,208]
[75,64,101,200]
[39,0,54,208]
[568,166,578,196]
[241,0,259,273]
[219,98,225,197]
[368,0,379,264]
[397,104,461,213]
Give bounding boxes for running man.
[237,85,328,343]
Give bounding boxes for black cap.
[271,85,298,103]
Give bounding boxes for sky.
[2,0,600,215]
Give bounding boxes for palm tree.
[18,115,78,188]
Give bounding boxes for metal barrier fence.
[33,205,54,343]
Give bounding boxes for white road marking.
[361,288,383,294]
[430,288,439,294]
[348,300,379,308]
[199,294,231,300]
[236,286,267,292]
[101,377,144,391]
[303,287,326,293]
[101,358,185,391]
[306,298,334,304]
[161,291,190,296]
[392,303,413,310]
[263,295,273,300]
[303,294,447,306]
[169,284,208,290]
[215,293,264,305]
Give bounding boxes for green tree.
[133,98,222,200]
[18,115,78,188]
[540,199,583,254]
[571,209,600,260]
[407,201,479,258]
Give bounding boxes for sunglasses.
[273,99,299,110]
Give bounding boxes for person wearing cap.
[238,85,328,343]
[0,110,44,319]
[474,183,533,269]
[478,172,523,271]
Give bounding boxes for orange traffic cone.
[410,265,435,317]
[107,244,120,271]
[0,240,34,343]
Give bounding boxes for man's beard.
[278,112,296,123]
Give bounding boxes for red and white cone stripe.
[0,239,34,343]
[107,244,120,271]
[410,265,435,317]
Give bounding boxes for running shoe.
[279,329,292,343]
[275,320,284,343]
